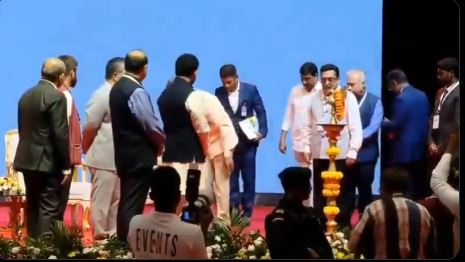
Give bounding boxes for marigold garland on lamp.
[318,89,347,233]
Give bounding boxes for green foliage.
[0,221,133,259]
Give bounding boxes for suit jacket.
[157,77,205,163]
[428,84,460,152]
[14,80,71,173]
[215,82,267,151]
[383,85,430,164]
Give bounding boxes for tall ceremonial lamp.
[318,89,347,233]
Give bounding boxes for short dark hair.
[219,64,238,78]
[105,57,124,80]
[320,64,339,78]
[124,50,148,74]
[300,62,318,76]
[58,55,78,76]
[437,57,459,78]
[386,69,408,83]
[279,167,312,192]
[175,53,199,77]
[151,166,181,210]
[382,167,410,194]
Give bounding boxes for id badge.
[241,103,247,117]
[432,114,439,129]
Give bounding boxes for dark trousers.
[397,161,428,200]
[57,165,73,221]
[23,171,64,239]
[116,166,152,242]
[230,146,257,218]
[313,159,352,228]
[345,161,376,213]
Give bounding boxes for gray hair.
[347,69,366,84]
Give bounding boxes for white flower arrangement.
[0,222,134,259]
[206,209,270,259]
[234,231,270,259]
[326,231,355,259]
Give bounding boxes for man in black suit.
[157,54,210,213]
[428,57,460,158]
[110,49,165,242]
[13,58,72,239]
[427,57,460,194]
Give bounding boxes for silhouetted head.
[279,167,312,202]
[150,166,181,213]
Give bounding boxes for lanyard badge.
[241,102,247,117]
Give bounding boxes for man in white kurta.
[303,64,363,228]
[190,90,238,224]
[279,62,322,206]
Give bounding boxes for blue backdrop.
[0,0,383,194]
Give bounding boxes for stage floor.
[0,205,274,244]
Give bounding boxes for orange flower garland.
[323,206,340,216]
[333,89,346,121]
[321,171,343,197]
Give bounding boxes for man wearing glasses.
[302,64,363,229]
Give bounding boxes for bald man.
[110,49,165,242]
[13,58,72,239]
[345,70,383,217]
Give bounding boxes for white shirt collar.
[122,74,142,87]
[446,81,459,92]
[358,90,367,108]
[400,86,407,94]
[41,79,58,89]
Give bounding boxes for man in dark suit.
[382,69,430,200]
[427,57,460,175]
[157,53,209,213]
[13,58,72,239]
[215,64,268,218]
[110,49,165,242]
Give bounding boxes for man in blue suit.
[382,69,430,200]
[215,64,268,218]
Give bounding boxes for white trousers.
[90,168,120,239]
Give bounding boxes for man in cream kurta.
[188,90,238,224]
[302,64,363,228]
[280,62,322,207]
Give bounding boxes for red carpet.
[0,205,274,243]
